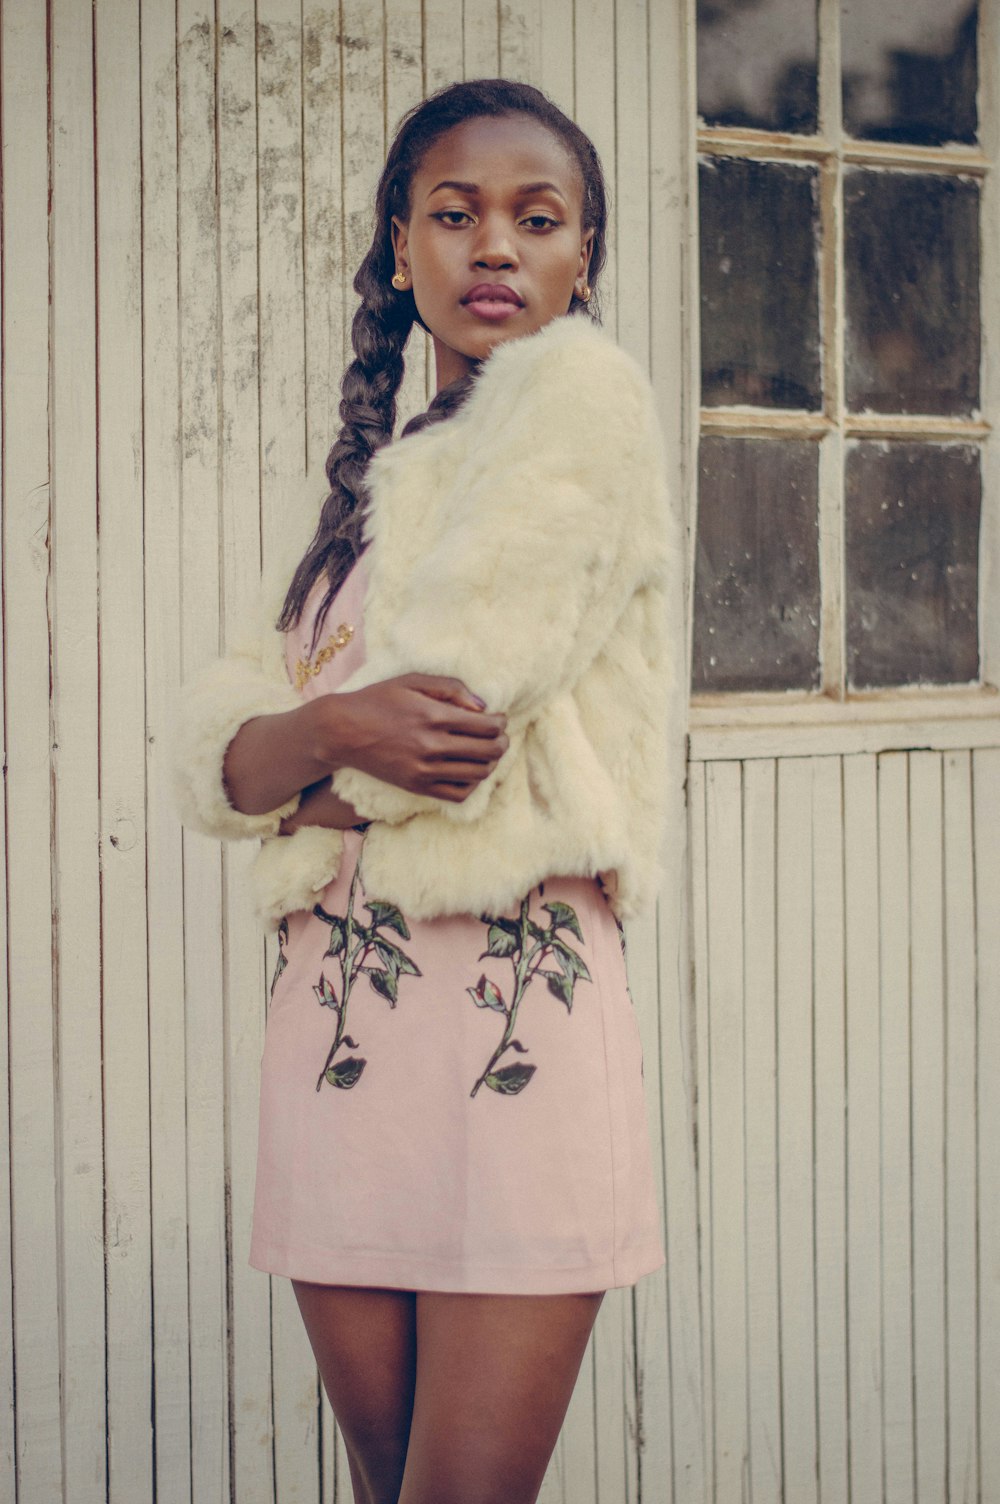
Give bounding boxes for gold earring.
[392,270,407,289]
[580,284,592,303]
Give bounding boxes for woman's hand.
[326,673,509,804]
[223,673,507,816]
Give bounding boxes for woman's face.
[391,115,594,390]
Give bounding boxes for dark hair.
[277,78,609,635]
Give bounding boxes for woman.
[174,78,681,1504]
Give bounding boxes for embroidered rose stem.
[315,859,372,1091]
[469,897,548,1099]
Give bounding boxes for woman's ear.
[575,228,595,298]
[391,215,410,281]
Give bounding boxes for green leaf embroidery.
[313,974,339,1010]
[551,938,592,985]
[467,974,507,1013]
[325,1056,367,1089]
[481,922,519,959]
[374,938,421,980]
[541,968,575,1009]
[543,901,585,942]
[312,905,346,957]
[364,900,411,940]
[485,1063,537,1095]
[365,967,399,1005]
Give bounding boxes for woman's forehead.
[413,115,583,202]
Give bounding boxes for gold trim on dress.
[293,624,355,691]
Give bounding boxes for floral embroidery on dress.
[310,857,422,1091]
[271,917,290,996]
[467,891,591,1098]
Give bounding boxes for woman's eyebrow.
[426,179,568,201]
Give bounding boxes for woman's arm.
[223,671,509,817]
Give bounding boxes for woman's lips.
[461,284,524,322]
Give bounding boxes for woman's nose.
[471,216,518,269]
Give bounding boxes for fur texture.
[172,316,685,929]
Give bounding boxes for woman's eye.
[434,210,476,226]
[522,214,559,231]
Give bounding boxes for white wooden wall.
[2,2,998,1502]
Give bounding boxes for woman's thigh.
[398,1291,604,1504]
[292,1282,418,1504]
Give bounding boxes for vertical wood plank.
[943,751,978,1504]
[689,761,712,1504]
[462,0,500,77]
[142,6,195,1500]
[573,0,617,337]
[742,760,781,1504]
[303,4,347,483]
[704,761,746,1503]
[499,0,541,82]
[384,0,429,436]
[538,0,575,116]
[908,752,946,1504]
[812,756,849,1504]
[218,9,278,1502]
[776,758,817,1504]
[95,0,155,1495]
[50,0,107,1496]
[256,9,320,1499]
[974,748,1000,1504]
[1,0,63,1495]
[877,752,914,1504]
[843,754,883,1504]
[614,0,650,367]
[176,9,231,1499]
[424,0,464,98]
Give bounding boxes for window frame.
[686,0,1000,751]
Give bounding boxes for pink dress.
[249,561,665,1294]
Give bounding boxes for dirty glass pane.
[697,0,819,134]
[845,442,980,688]
[844,170,980,416]
[693,437,821,692]
[842,1,978,145]
[701,157,822,410]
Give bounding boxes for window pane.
[845,441,980,688]
[697,0,819,134]
[700,157,822,410]
[694,437,821,692]
[842,1,978,146]
[844,170,980,416]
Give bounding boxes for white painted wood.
[842,755,883,1504]
[573,0,617,339]
[877,753,915,1504]
[49,2,107,1499]
[688,762,713,1504]
[689,697,1000,762]
[176,8,232,1499]
[974,748,1000,1504]
[539,0,575,117]
[141,1,196,1497]
[499,0,541,82]
[775,758,818,1504]
[384,0,429,436]
[462,0,500,78]
[908,753,947,1504]
[1,4,64,1496]
[218,7,280,1501]
[742,760,781,1504]
[811,757,849,1504]
[703,761,746,1503]
[94,1,156,1497]
[942,752,979,1504]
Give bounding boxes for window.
[692,0,986,698]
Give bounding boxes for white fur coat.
[172,315,685,929]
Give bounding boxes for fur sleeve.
[170,552,306,842]
[333,322,670,824]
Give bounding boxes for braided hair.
[278,78,609,635]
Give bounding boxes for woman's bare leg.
[397,1291,604,1504]
[292,1282,417,1504]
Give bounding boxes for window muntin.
[693,0,986,697]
